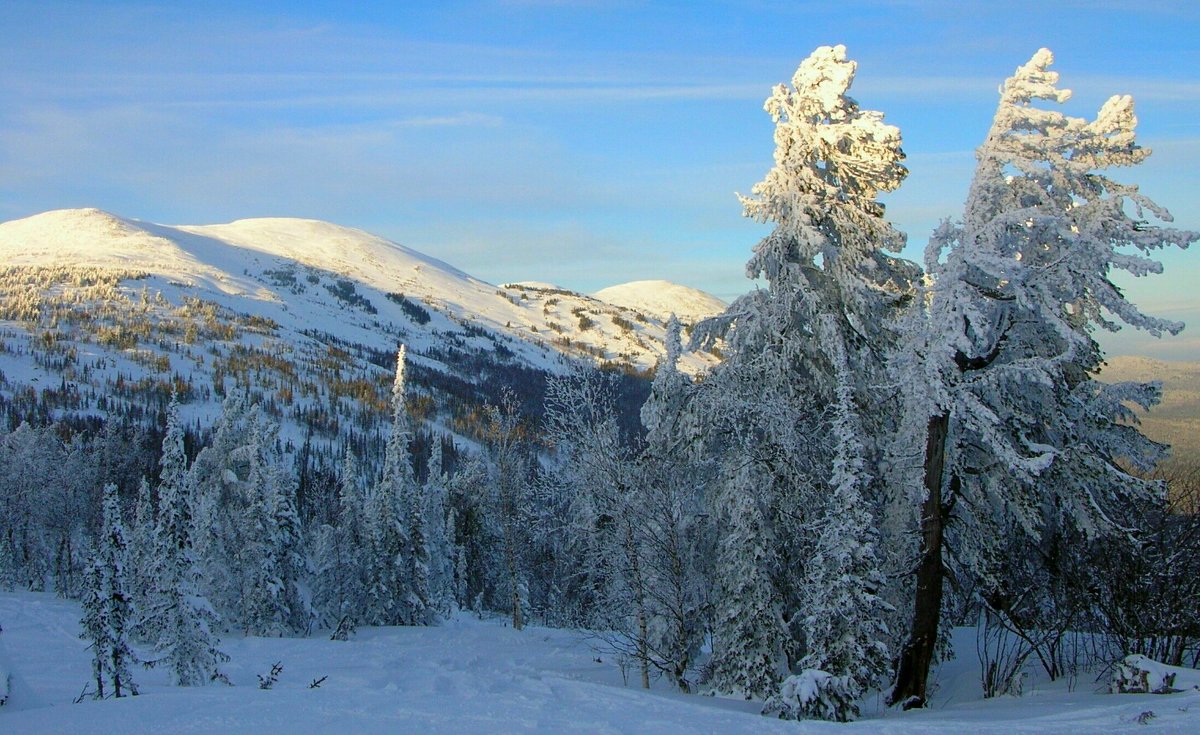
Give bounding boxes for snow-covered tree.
[398,355,432,624]
[0,424,59,591]
[635,316,712,693]
[145,396,228,686]
[706,460,786,700]
[127,476,156,622]
[240,412,311,636]
[445,452,491,614]
[189,391,256,629]
[770,318,891,721]
[80,483,138,699]
[693,44,911,708]
[483,390,534,632]
[313,448,369,636]
[365,346,432,626]
[424,441,456,619]
[887,48,1198,708]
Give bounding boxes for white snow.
[2,592,1198,733]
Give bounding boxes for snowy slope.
[0,209,717,375]
[0,209,724,453]
[2,591,1198,734]
[593,280,727,324]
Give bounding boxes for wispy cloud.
[391,112,504,128]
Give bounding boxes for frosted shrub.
[762,669,860,722]
[1111,655,1198,695]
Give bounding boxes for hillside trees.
[887,49,1198,708]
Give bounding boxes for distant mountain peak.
[593,280,726,323]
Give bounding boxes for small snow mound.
[763,669,860,723]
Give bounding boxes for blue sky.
[1,1,1197,358]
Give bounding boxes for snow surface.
[593,280,727,324]
[2,592,1197,734]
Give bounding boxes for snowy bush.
[762,669,861,723]
[1112,655,1200,695]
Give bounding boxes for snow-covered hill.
[0,209,716,373]
[0,208,721,453]
[593,280,727,324]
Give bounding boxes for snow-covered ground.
[2,592,1197,734]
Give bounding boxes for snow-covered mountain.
[0,208,721,451]
[593,279,727,324]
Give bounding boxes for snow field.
[2,592,1198,734]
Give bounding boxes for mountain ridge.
[0,208,723,457]
[0,208,722,372]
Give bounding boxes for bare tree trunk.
[623,520,650,689]
[889,411,949,709]
[667,525,691,693]
[503,506,523,632]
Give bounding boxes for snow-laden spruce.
[886,48,1198,708]
[366,346,435,627]
[240,408,311,637]
[79,483,138,699]
[313,448,370,638]
[691,44,909,718]
[144,396,228,686]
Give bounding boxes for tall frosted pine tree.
[146,395,228,686]
[887,48,1198,709]
[696,45,909,711]
[80,483,138,699]
[366,346,433,626]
